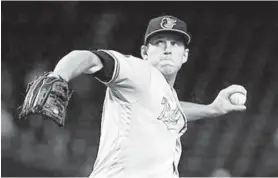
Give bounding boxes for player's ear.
[141,45,148,60]
[182,48,189,63]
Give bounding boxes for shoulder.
[98,49,150,67]
[97,50,139,60]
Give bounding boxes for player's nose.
[163,41,172,54]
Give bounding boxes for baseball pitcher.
[19,15,247,178]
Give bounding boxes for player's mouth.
[160,56,173,62]
[160,55,172,60]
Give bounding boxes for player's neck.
[163,74,176,88]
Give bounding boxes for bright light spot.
[273,128,278,148]
[211,168,231,177]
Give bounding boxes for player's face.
[141,32,189,76]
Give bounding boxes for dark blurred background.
[1,1,278,177]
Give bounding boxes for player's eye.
[154,40,164,46]
[171,41,181,46]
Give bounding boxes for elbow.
[67,50,99,64]
[68,50,93,57]
[68,50,103,74]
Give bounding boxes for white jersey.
[89,50,187,178]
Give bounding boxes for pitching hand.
[209,85,247,116]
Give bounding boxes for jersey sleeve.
[87,50,117,83]
[87,50,151,103]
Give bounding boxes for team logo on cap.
[160,17,177,29]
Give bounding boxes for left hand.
[209,85,247,115]
[18,72,73,127]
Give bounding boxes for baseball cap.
[144,15,191,45]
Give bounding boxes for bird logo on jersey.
[158,97,182,130]
[160,17,177,29]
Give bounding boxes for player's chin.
[159,66,178,75]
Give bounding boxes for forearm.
[52,50,103,82]
[180,101,220,122]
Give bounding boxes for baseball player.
[19,15,247,178]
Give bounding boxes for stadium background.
[2,1,278,177]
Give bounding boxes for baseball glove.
[18,72,73,126]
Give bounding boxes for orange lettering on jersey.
[158,97,182,130]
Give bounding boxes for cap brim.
[144,29,191,45]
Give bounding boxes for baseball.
[229,92,246,105]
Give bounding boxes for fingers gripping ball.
[229,92,246,105]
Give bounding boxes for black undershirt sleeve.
[91,50,115,83]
